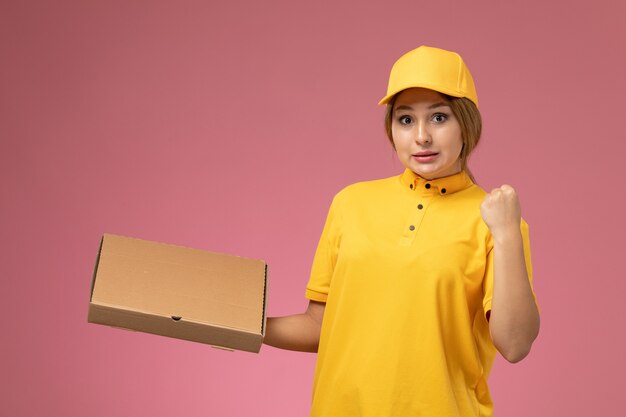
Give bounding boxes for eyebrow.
[394,102,451,112]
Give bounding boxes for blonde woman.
[264,46,540,417]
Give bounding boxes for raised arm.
[263,300,326,352]
[481,185,540,363]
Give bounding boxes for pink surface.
[1,1,624,415]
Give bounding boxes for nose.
[415,120,431,145]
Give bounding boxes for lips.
[412,152,438,163]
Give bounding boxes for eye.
[398,115,413,125]
[432,113,448,123]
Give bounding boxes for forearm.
[263,302,324,352]
[489,228,540,363]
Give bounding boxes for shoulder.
[463,182,489,199]
[332,175,399,205]
[443,182,488,212]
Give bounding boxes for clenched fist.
[480,185,522,238]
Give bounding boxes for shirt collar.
[399,168,474,195]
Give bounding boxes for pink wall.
[2,0,624,415]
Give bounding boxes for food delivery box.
[88,234,268,353]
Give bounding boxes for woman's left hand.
[480,185,522,238]
[481,184,539,362]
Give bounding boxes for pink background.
[2,0,625,415]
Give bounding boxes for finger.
[489,188,503,200]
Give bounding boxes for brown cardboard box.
[88,234,268,353]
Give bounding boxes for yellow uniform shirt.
[305,168,534,417]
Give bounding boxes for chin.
[410,166,438,179]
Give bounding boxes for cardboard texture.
[88,234,268,353]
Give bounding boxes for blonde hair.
[384,93,482,182]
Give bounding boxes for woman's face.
[391,88,463,180]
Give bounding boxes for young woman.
[263,45,540,417]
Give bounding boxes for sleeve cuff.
[305,288,328,302]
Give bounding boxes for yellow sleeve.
[482,219,537,319]
[305,195,342,303]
